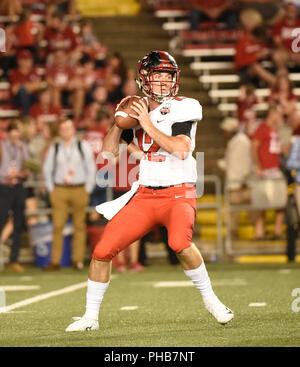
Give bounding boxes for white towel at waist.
[96,181,139,220]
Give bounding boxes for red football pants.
[92,184,197,262]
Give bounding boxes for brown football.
[114,96,143,129]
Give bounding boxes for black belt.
[144,182,195,190]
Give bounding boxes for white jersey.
[132,96,202,187]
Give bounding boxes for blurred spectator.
[268,72,298,122]
[91,84,114,115]
[104,53,137,106]
[286,134,300,216]
[239,7,263,32]
[78,84,114,129]
[0,0,22,21]
[43,119,96,270]
[251,106,285,240]
[235,25,276,87]
[29,88,62,132]
[9,49,42,116]
[45,0,78,23]
[188,0,238,30]
[46,49,84,120]
[83,108,112,223]
[19,117,41,226]
[288,110,300,136]
[272,2,300,73]
[80,20,108,66]
[43,10,81,63]
[0,121,29,272]
[40,121,59,161]
[76,54,104,107]
[11,9,43,64]
[0,24,18,80]
[283,0,300,12]
[238,0,282,25]
[237,84,260,127]
[218,117,253,237]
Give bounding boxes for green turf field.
[0,263,299,347]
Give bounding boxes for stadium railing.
[0,182,113,270]
[0,176,225,268]
[223,177,289,257]
[196,175,224,262]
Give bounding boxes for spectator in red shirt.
[83,108,112,223]
[80,20,108,67]
[268,72,298,122]
[43,10,80,62]
[188,0,238,30]
[29,88,62,132]
[251,106,285,240]
[76,54,105,106]
[11,9,43,64]
[9,49,42,116]
[235,25,276,87]
[237,83,260,127]
[46,49,84,120]
[272,2,300,73]
[0,24,17,80]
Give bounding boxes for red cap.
[17,49,33,60]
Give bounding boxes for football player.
[66,51,234,332]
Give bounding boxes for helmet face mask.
[136,51,180,102]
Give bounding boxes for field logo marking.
[291,288,300,313]
[0,288,6,313]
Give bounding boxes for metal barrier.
[224,177,288,256]
[0,175,226,267]
[196,175,224,261]
[0,182,113,270]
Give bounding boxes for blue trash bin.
[29,221,73,268]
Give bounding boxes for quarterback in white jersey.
[133,96,202,187]
[66,51,234,332]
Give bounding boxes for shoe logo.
[86,326,92,331]
[157,119,165,123]
[174,195,184,199]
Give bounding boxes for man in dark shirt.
[0,121,29,272]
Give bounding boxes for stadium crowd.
[0,0,143,272]
[1,0,300,272]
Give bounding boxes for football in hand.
[114,96,143,129]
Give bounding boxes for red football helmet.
[136,50,180,102]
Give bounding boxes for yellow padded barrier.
[76,0,140,16]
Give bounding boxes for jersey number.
[135,129,165,162]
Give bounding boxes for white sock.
[84,279,110,320]
[184,262,215,300]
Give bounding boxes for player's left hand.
[129,99,152,130]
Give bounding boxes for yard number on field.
[291,288,300,312]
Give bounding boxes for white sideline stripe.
[0,281,87,313]
[249,302,267,307]
[153,279,247,288]
[120,306,138,311]
[0,285,40,291]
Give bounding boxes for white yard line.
[0,286,40,291]
[153,279,247,288]
[249,302,267,307]
[0,281,87,313]
[120,306,139,311]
